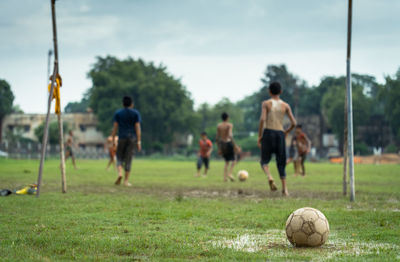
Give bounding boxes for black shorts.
[66,146,74,156]
[116,138,136,172]
[197,157,210,169]
[220,141,235,162]
[260,129,287,178]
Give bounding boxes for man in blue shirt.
[111,96,142,186]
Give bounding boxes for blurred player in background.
[216,112,236,182]
[294,124,311,176]
[111,96,142,187]
[65,130,78,169]
[196,132,213,177]
[105,136,118,171]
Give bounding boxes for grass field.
[0,158,399,261]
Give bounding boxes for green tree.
[380,68,400,143]
[321,83,372,152]
[0,79,15,143]
[196,98,245,142]
[238,64,308,132]
[87,56,197,152]
[64,97,90,113]
[34,121,68,145]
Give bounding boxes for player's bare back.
[217,122,233,142]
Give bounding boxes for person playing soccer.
[196,132,213,177]
[287,135,299,175]
[294,124,311,176]
[111,96,142,186]
[105,135,118,171]
[65,130,77,169]
[258,82,296,196]
[216,112,236,182]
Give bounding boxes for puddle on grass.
[210,230,400,260]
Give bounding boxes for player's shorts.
[260,128,286,178]
[66,146,74,156]
[220,141,235,162]
[197,157,210,169]
[116,138,136,172]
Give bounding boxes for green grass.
[0,158,399,261]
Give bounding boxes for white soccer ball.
[285,207,329,247]
[237,170,249,181]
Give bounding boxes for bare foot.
[123,182,132,187]
[115,176,122,185]
[228,175,235,182]
[282,189,289,196]
[268,180,278,191]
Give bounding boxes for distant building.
[2,113,105,149]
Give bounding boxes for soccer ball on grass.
[237,170,249,181]
[285,207,329,247]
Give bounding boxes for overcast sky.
[1,0,399,113]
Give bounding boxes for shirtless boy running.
[216,112,236,182]
[258,82,296,196]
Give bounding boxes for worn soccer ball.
[285,207,329,247]
[237,170,249,181]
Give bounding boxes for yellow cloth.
[48,74,62,115]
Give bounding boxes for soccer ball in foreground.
[285,207,329,247]
[237,170,249,181]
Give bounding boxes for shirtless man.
[105,136,118,170]
[216,112,235,182]
[258,82,296,196]
[65,130,77,169]
[294,124,311,176]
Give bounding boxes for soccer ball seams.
[285,207,329,247]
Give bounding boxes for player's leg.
[115,139,126,185]
[196,157,202,177]
[276,131,288,196]
[228,160,236,181]
[123,138,136,186]
[65,150,70,160]
[261,129,277,191]
[106,149,113,170]
[300,154,307,176]
[71,152,77,169]
[224,160,229,182]
[203,157,209,176]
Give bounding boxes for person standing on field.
[294,124,311,176]
[65,130,78,170]
[216,112,236,182]
[111,96,142,186]
[105,135,118,171]
[258,82,296,196]
[196,132,213,177]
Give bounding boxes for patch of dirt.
[66,184,352,201]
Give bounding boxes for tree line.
[2,56,400,155]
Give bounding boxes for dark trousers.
[260,129,287,178]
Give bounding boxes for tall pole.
[346,0,355,201]
[37,66,57,197]
[46,49,53,113]
[37,0,66,197]
[50,0,67,193]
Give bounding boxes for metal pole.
[346,0,355,201]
